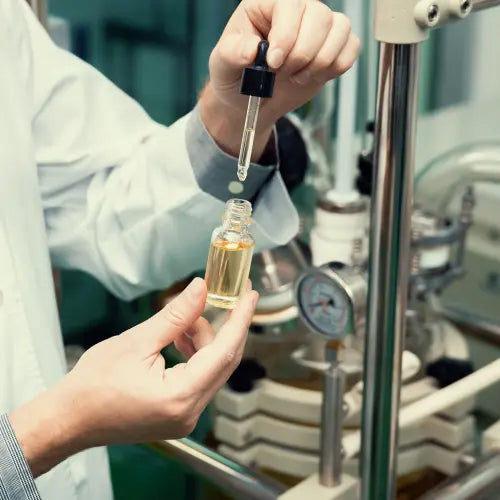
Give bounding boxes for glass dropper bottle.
[237,40,276,182]
[205,199,255,309]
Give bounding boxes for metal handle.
[148,439,286,500]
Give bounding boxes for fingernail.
[268,48,284,68]
[252,291,260,308]
[292,70,310,86]
[186,278,204,301]
[247,279,252,291]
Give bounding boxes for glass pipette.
[237,96,261,181]
[238,40,275,182]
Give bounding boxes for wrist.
[9,380,86,477]
[199,83,275,162]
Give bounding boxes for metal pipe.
[148,439,286,500]
[472,0,500,12]
[420,452,500,499]
[414,143,500,219]
[360,43,420,500]
[25,0,47,27]
[319,348,345,487]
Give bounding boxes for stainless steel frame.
[319,348,346,487]
[472,0,500,11]
[360,43,421,500]
[148,439,286,500]
[420,452,500,499]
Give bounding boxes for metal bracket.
[414,0,472,29]
[374,0,472,42]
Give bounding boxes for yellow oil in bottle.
[205,239,254,309]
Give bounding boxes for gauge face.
[296,272,351,339]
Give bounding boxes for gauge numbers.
[296,272,351,339]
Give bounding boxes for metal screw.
[460,0,471,13]
[427,4,439,23]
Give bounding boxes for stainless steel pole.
[360,43,420,500]
[420,452,500,499]
[148,439,286,500]
[472,0,500,11]
[319,348,345,487]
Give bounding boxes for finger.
[133,278,207,354]
[325,34,361,80]
[185,317,216,351]
[174,335,197,360]
[282,2,333,76]
[266,0,306,69]
[181,291,258,399]
[293,12,352,85]
[210,32,262,83]
[213,290,257,355]
[150,352,167,377]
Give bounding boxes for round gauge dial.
[296,271,352,339]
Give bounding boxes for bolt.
[427,4,439,23]
[460,0,471,13]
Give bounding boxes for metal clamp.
[414,0,471,29]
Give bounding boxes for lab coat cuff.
[251,171,301,250]
[0,415,41,500]
[186,105,278,202]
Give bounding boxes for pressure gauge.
[295,262,367,340]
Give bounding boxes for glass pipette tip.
[237,96,261,182]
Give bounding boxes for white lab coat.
[0,0,298,498]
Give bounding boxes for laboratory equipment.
[148,0,500,497]
[205,199,255,309]
[238,40,276,181]
[295,263,367,340]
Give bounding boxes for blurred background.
[43,1,500,498]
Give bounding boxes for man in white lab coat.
[0,0,359,498]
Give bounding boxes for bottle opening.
[223,199,252,225]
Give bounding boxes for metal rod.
[319,348,345,487]
[420,452,500,499]
[148,439,286,500]
[472,0,500,11]
[25,0,48,28]
[360,43,420,500]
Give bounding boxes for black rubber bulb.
[254,40,270,69]
[240,40,275,98]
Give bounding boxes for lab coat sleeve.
[0,415,41,500]
[17,2,299,299]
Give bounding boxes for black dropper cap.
[240,40,276,98]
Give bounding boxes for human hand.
[199,0,360,159]
[10,278,258,477]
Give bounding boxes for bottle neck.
[222,199,252,233]
[222,217,250,233]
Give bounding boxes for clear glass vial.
[205,199,255,309]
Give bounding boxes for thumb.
[210,32,262,84]
[132,278,207,354]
